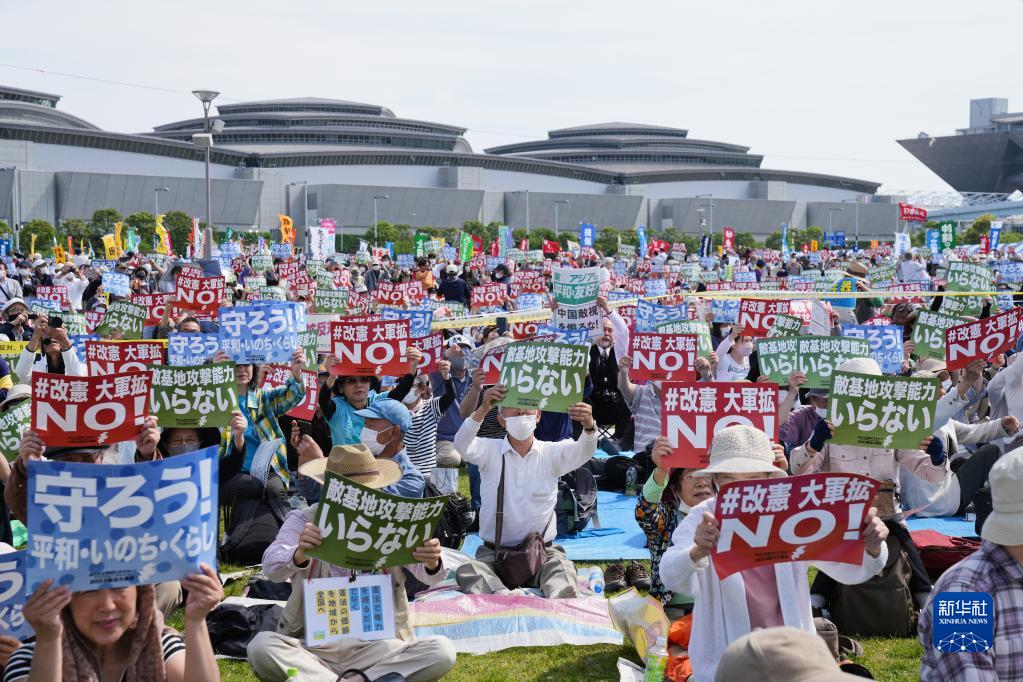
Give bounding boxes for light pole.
[696,193,714,237]
[842,198,861,250]
[153,187,169,217]
[192,89,219,258]
[554,199,570,238]
[372,194,389,246]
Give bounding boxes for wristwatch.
[583,424,596,433]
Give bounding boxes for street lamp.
[153,187,169,217]
[192,89,219,258]
[554,199,570,237]
[372,194,389,246]
[695,194,715,237]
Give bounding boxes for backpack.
[599,455,639,492]
[206,603,283,657]
[911,529,982,581]
[555,467,598,536]
[424,479,473,549]
[830,534,917,637]
[219,495,290,565]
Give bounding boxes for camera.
[47,316,62,329]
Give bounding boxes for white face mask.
[941,379,953,392]
[719,326,732,337]
[815,407,828,419]
[359,427,389,456]
[504,415,536,441]
[735,343,754,357]
[402,390,420,406]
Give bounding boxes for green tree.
[733,232,760,250]
[960,213,996,245]
[0,219,10,236]
[89,208,122,235]
[125,212,158,253]
[58,218,91,245]
[21,219,56,256]
[594,228,620,255]
[163,210,193,256]
[764,231,783,251]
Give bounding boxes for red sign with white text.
[175,273,225,314]
[374,281,425,306]
[629,333,697,382]
[84,340,165,376]
[261,366,317,421]
[35,286,69,310]
[738,299,791,337]
[31,370,153,446]
[130,292,175,326]
[945,307,1023,371]
[898,203,928,223]
[471,283,507,309]
[330,320,410,377]
[413,332,445,374]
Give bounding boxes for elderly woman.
[659,425,889,681]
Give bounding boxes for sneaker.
[604,561,627,592]
[625,561,652,591]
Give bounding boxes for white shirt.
[55,273,89,312]
[714,336,750,382]
[454,415,597,546]
[898,259,929,282]
[15,347,87,381]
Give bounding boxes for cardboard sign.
[552,302,602,339]
[944,307,1023,371]
[552,267,600,306]
[635,299,688,332]
[0,551,32,640]
[662,382,779,468]
[314,288,349,315]
[738,299,791,337]
[939,262,992,318]
[374,281,425,307]
[31,371,152,446]
[497,341,587,412]
[175,272,225,314]
[629,333,697,382]
[412,332,445,375]
[84,340,165,375]
[0,401,31,461]
[330,319,410,377]
[129,292,175,326]
[150,363,238,428]
[303,574,395,646]
[96,300,147,340]
[655,320,713,358]
[26,446,218,592]
[711,472,880,580]
[911,310,963,361]
[829,371,939,449]
[218,302,306,365]
[261,365,317,421]
[471,282,507,309]
[101,271,130,297]
[35,285,69,310]
[513,271,547,294]
[756,336,872,389]
[840,324,904,375]
[167,333,219,366]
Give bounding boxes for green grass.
[198,469,922,681]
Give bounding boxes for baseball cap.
[445,264,458,274]
[447,334,474,349]
[354,398,413,435]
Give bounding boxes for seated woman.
[15,320,85,380]
[5,565,223,682]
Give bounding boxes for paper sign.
[261,366,317,421]
[0,551,32,640]
[303,574,395,646]
[711,472,880,580]
[219,302,306,364]
[96,300,147,340]
[767,313,804,338]
[552,267,600,306]
[662,382,779,468]
[635,299,688,332]
[535,325,590,346]
[840,325,904,375]
[129,292,175,326]
[939,262,991,318]
[150,363,238,428]
[101,272,130,297]
[911,310,963,360]
[85,340,165,375]
[35,286,69,311]
[167,333,219,366]
[375,281,425,307]
[330,319,410,377]
[497,342,588,412]
[944,307,1023,371]
[738,299,791,337]
[175,272,225,314]
[26,446,218,592]
[655,320,713,357]
[381,307,434,339]
[314,288,349,314]
[31,371,152,446]
[412,333,445,375]
[0,402,31,461]
[553,301,602,339]
[829,371,939,449]
[471,282,507,309]
[756,336,872,389]
[629,333,697,382]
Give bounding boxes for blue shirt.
[382,450,426,498]
[238,393,261,470]
[432,372,472,442]
[327,390,394,446]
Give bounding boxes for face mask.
[941,379,953,392]
[360,427,389,456]
[735,343,754,357]
[719,326,732,337]
[167,443,195,457]
[402,390,420,406]
[449,356,466,372]
[505,415,536,441]
[814,407,827,419]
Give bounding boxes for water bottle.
[644,636,669,682]
[625,466,638,496]
[964,502,976,523]
[587,566,605,595]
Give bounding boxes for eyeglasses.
[343,376,372,385]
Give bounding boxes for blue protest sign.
[536,325,590,345]
[0,240,10,258]
[612,261,628,277]
[380,307,434,339]
[442,246,456,261]
[607,290,634,302]
[168,332,220,366]
[101,271,130,297]
[994,261,1022,283]
[840,324,904,374]
[637,226,648,259]
[733,271,757,283]
[396,254,414,269]
[711,298,740,323]
[932,592,994,653]
[0,551,32,640]
[68,334,100,363]
[26,446,218,592]
[90,259,116,271]
[990,222,1002,251]
[271,243,293,259]
[635,299,688,332]
[826,277,857,308]
[516,293,544,311]
[926,229,941,255]
[218,302,305,364]
[486,256,501,271]
[643,279,667,297]
[219,241,241,257]
[579,223,595,248]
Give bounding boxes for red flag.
[472,235,483,255]
[519,238,528,250]
[489,240,499,256]
[542,239,560,255]
[723,227,735,251]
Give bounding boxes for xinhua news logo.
[932,592,994,653]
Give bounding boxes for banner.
[35,285,69,311]
[839,325,904,375]
[635,299,689,332]
[552,301,602,339]
[167,333,219,366]
[911,310,963,360]
[990,221,1003,252]
[579,223,595,248]
[898,203,928,223]
[939,221,956,251]
[944,308,1023,371]
[737,299,790,337]
[755,336,872,389]
[150,363,237,428]
[926,229,941,255]
[31,370,152,446]
[711,472,879,580]
[85,340,165,375]
[497,342,587,412]
[470,282,507,309]
[552,267,600,306]
[0,401,31,461]
[380,307,434,339]
[829,371,939,449]
[662,382,778,468]
[722,227,735,252]
[26,446,218,592]
[629,333,697,382]
[101,271,130,297]
[303,574,395,646]
[330,319,410,377]
[0,551,31,640]
[218,302,306,364]
[95,300,147,340]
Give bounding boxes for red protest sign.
[175,272,225,314]
[945,307,1023,371]
[129,292,175,326]
[290,270,316,299]
[31,371,153,446]
[711,472,880,580]
[261,365,317,420]
[330,319,410,376]
[661,382,779,468]
[629,333,696,382]
[35,285,69,310]
[722,227,735,252]
[898,203,927,223]
[276,261,303,282]
[478,345,505,384]
[542,239,560,255]
[513,271,547,294]
[509,321,540,339]
[85,310,103,334]
[738,299,791,337]
[334,269,351,289]
[374,281,425,306]
[883,283,927,305]
[471,283,506,309]
[413,332,445,374]
[85,340,165,375]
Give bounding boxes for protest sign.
[250,254,273,272]
[60,312,87,337]
[911,310,963,360]
[471,282,506,309]
[101,272,130,297]
[314,288,349,314]
[31,371,153,446]
[0,551,31,640]
[26,446,218,592]
[303,574,395,646]
[738,299,791,337]
[35,285,69,310]
[711,472,879,580]
[219,302,306,364]
[662,382,778,468]
[552,267,600,306]
[756,336,872,389]
[629,333,697,382]
[175,272,225,314]
[129,292,174,326]
[256,286,287,302]
[840,324,904,375]
[710,298,740,323]
[940,262,992,317]
[655,320,713,357]
[867,263,897,284]
[330,319,410,377]
[412,332,445,374]
[96,300,146,340]
[945,307,1023,370]
[513,271,547,294]
[0,341,26,379]
[381,307,434,338]
[767,313,804,338]
[534,325,590,346]
[261,365,317,421]
[0,401,31,461]
[150,363,237,428]
[826,277,858,309]
[374,281,425,307]
[307,471,447,573]
[635,299,688,332]
[167,333,219,366]
[552,302,602,339]
[497,342,587,412]
[828,371,938,449]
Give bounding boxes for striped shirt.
[404,397,444,480]
[629,383,662,453]
[4,630,185,682]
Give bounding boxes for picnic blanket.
[906,515,978,538]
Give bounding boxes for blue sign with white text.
[536,325,590,345]
[635,299,688,332]
[101,271,130,297]
[0,551,33,640]
[168,332,220,366]
[579,223,595,248]
[218,302,305,364]
[840,324,904,375]
[932,592,994,653]
[711,298,740,324]
[381,307,434,339]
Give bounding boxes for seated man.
[453,384,597,598]
[247,444,456,681]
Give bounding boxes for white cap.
[981,448,1023,545]
[836,356,881,376]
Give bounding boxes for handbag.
[492,453,551,589]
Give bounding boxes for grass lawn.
[194,470,923,681]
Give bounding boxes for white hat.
[1,298,25,313]
[980,447,1023,546]
[445,264,458,274]
[31,258,45,268]
[0,384,30,411]
[836,356,881,376]
[695,425,787,476]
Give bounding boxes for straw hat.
[694,425,787,476]
[980,447,1023,546]
[716,627,863,682]
[845,261,869,279]
[298,443,401,488]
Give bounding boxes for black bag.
[206,603,283,657]
[973,485,993,537]
[219,495,289,565]
[424,479,473,549]
[830,534,917,637]
[493,454,549,589]
[600,455,640,492]
[556,467,598,536]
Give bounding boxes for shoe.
[625,561,652,591]
[604,561,627,592]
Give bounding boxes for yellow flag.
[279,215,295,244]
[102,234,119,260]
[53,245,66,264]
[30,233,37,257]
[113,221,125,256]
[810,239,819,252]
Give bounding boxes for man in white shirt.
[898,252,929,282]
[54,263,90,312]
[453,384,597,598]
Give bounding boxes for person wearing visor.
[16,316,85,380]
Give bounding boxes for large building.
[898,97,1023,194]
[0,84,901,243]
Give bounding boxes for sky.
[3,0,1021,192]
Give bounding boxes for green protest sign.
[414,233,430,259]
[551,267,600,306]
[307,471,448,571]
[939,262,991,318]
[29,300,59,318]
[150,363,238,428]
[498,341,588,412]
[767,313,804,338]
[250,254,273,272]
[306,259,325,277]
[679,264,702,283]
[526,249,544,263]
[96,300,146,339]
[315,271,336,290]
[61,312,87,337]
[911,309,963,360]
[298,330,318,369]
[257,286,288,301]
[0,401,30,461]
[755,336,871,389]
[244,276,267,291]
[459,232,473,262]
[939,221,956,250]
[656,319,713,357]
[828,371,939,450]
[314,288,349,314]
[867,263,897,284]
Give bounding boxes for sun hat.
[836,356,881,376]
[917,358,947,373]
[715,627,863,682]
[979,447,1023,546]
[694,424,787,476]
[445,264,458,274]
[845,261,869,279]
[446,333,474,349]
[1,298,25,313]
[298,443,402,487]
[0,384,30,411]
[354,398,413,435]
[806,388,829,399]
